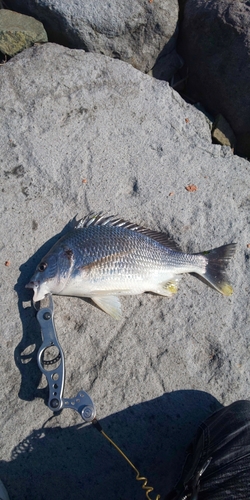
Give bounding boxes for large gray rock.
[178,0,250,157]
[0,43,249,500]
[5,0,179,73]
[0,9,48,56]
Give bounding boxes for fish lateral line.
[79,251,130,273]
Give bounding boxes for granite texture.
[0,44,249,500]
[4,0,179,73]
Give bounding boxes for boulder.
[5,0,179,73]
[212,114,236,149]
[0,43,249,500]
[0,9,47,56]
[178,0,250,157]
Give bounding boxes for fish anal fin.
[91,295,122,319]
[155,278,179,297]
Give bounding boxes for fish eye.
[38,262,47,272]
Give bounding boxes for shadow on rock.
[152,25,183,83]
[0,390,221,500]
[14,219,75,402]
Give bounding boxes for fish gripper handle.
[36,295,96,422]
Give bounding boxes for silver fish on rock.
[26,213,236,319]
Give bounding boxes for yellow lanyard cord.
[92,418,161,500]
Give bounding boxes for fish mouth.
[25,280,46,302]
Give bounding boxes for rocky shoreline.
[0,2,250,499]
[1,0,250,156]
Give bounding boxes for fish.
[26,213,236,319]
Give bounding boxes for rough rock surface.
[0,43,250,500]
[0,9,47,56]
[178,0,250,157]
[5,0,179,73]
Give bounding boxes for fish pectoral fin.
[155,278,180,297]
[91,295,122,320]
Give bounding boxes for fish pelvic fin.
[91,295,122,319]
[194,243,236,296]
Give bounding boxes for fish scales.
[26,213,236,318]
[65,225,201,271]
[59,226,203,287]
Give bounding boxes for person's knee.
[210,399,250,438]
[226,399,250,416]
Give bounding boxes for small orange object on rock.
[5,260,10,266]
[185,184,198,192]
[247,243,250,249]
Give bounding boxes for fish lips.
[25,279,47,302]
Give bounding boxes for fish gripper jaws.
[36,294,96,422]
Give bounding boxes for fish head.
[25,245,74,302]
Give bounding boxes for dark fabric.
[165,400,250,500]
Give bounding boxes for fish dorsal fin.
[75,213,181,251]
[134,228,181,251]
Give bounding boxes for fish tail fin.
[194,243,236,295]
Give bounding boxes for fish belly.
[59,265,186,298]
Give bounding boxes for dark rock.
[236,132,250,159]
[178,0,250,157]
